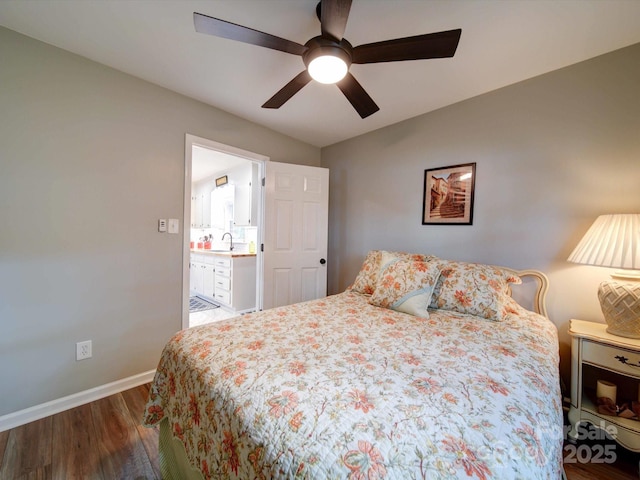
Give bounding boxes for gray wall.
[322,43,640,386]
[0,27,320,416]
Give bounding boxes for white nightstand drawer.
[583,340,640,378]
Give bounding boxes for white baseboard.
[0,370,156,432]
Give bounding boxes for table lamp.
[568,214,640,338]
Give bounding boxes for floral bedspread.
[144,291,563,479]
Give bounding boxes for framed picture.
[422,162,476,225]
[215,175,228,187]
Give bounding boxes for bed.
[144,251,564,479]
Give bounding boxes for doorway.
[183,134,268,329]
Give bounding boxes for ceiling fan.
[194,0,461,119]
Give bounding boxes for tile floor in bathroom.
[189,299,238,327]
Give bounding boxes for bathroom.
[189,146,260,324]
[190,161,259,253]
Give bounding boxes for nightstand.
[568,319,640,451]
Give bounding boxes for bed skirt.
[159,417,204,480]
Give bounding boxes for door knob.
[320,258,326,265]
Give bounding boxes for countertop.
[190,248,256,258]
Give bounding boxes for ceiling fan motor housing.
[303,36,353,69]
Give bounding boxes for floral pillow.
[429,260,522,321]
[350,250,383,295]
[350,250,438,295]
[369,258,441,318]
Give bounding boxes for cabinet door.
[189,261,198,293]
[191,261,205,294]
[201,191,212,228]
[192,184,212,228]
[234,184,251,226]
[232,164,258,226]
[203,264,216,298]
[192,194,203,228]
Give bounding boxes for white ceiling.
[191,145,248,183]
[2,0,640,148]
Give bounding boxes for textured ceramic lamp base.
[598,280,640,338]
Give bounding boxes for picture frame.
[422,162,476,225]
[215,175,228,187]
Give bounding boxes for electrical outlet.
[76,340,92,361]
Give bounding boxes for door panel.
[302,202,319,250]
[304,175,322,194]
[263,162,329,310]
[275,200,294,250]
[272,268,293,307]
[301,267,321,302]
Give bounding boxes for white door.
[263,162,329,310]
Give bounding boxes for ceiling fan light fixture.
[308,54,348,84]
[304,44,351,84]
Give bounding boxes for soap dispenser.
[249,241,256,254]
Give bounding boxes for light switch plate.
[158,219,167,232]
[168,218,179,234]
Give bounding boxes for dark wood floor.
[563,437,639,480]
[0,384,638,479]
[0,384,159,479]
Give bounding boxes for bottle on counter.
[249,241,256,254]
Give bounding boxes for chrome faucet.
[222,232,234,251]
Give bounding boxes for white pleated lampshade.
[568,214,640,270]
[569,214,640,338]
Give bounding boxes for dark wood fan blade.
[320,0,352,42]
[352,29,461,64]
[194,12,307,56]
[336,72,379,118]
[262,70,313,109]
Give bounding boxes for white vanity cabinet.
[189,254,215,299]
[191,252,256,312]
[212,254,256,312]
[213,257,231,305]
